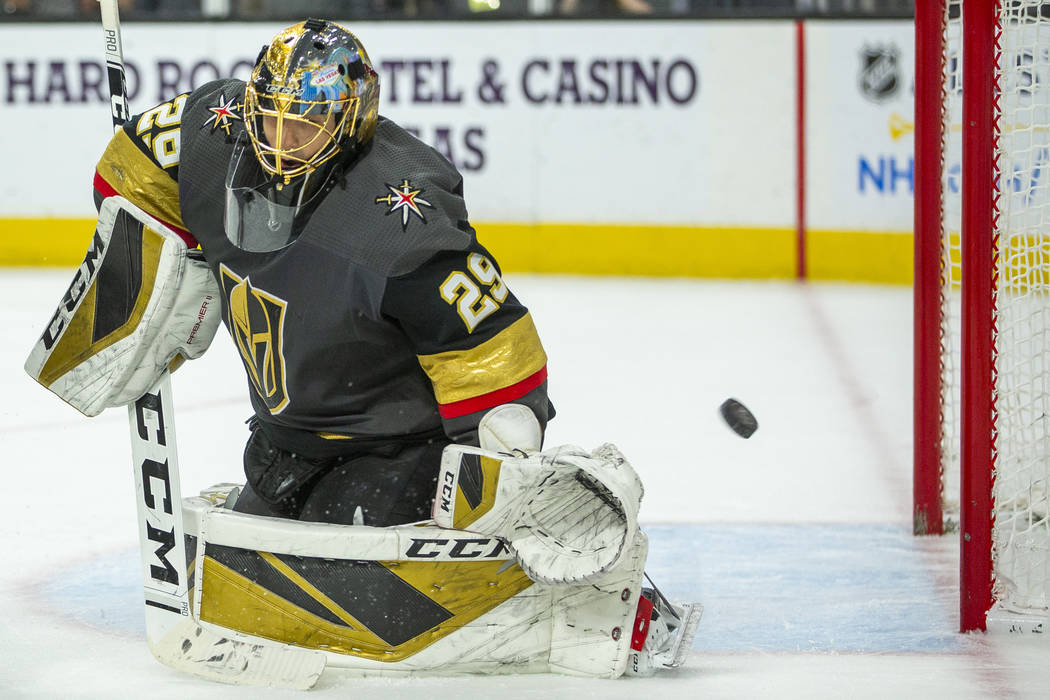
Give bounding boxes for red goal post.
[915,0,1050,633]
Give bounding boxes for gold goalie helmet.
[225,19,380,252]
[243,18,380,183]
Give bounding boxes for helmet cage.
[244,85,360,183]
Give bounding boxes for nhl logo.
[859,45,900,102]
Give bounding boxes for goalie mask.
[226,19,380,252]
[244,18,379,183]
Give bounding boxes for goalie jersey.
[92,79,552,456]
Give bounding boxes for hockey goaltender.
[24,18,700,688]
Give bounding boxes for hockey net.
[915,0,1050,632]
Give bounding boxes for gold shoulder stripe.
[95,129,185,232]
[317,432,353,440]
[417,313,547,406]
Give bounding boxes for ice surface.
[2,269,1047,698]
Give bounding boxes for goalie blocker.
[24,196,221,417]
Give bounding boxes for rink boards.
[0,20,927,283]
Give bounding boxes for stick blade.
[150,616,326,690]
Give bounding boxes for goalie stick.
[98,0,323,687]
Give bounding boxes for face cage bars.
[244,88,360,181]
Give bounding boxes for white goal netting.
[941,0,1050,623]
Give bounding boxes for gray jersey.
[94,79,552,457]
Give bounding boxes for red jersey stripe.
[437,366,547,420]
[93,171,198,248]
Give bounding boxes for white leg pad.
[183,494,648,680]
[549,531,648,677]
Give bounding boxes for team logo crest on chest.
[375,179,434,231]
[203,94,242,135]
[219,264,290,414]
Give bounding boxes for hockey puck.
[719,398,758,438]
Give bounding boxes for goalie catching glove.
[434,439,644,585]
[24,197,221,416]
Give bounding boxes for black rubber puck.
[720,398,758,438]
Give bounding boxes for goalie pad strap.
[24,196,221,416]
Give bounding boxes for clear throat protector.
[224,134,326,253]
